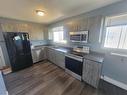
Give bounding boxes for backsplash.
[30,40,50,46]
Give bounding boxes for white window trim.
[104,25,127,50]
[102,16,127,51]
[52,26,67,44]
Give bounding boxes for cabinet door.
[31,50,37,63]
[49,49,54,62]
[29,25,44,40]
[47,48,55,63]
[0,32,4,42]
[47,48,53,61]
[51,49,56,64]
[87,16,102,43]
[43,47,47,59]
[0,47,6,68]
[82,59,102,88]
[0,25,4,41]
[46,48,50,60]
[55,51,65,69]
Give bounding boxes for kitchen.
[0,0,127,95]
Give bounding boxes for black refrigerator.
[3,32,33,72]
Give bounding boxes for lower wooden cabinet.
[82,59,102,88]
[55,51,65,69]
[46,48,65,69]
[0,31,4,41]
[46,48,56,63]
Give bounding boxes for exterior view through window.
[104,14,127,49]
[53,26,67,43]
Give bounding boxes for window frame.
[102,16,127,51]
[52,26,67,44]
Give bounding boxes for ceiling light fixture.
[36,10,45,16]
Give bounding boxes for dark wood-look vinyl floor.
[4,61,127,95]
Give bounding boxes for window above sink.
[52,26,67,44]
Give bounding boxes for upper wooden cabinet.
[65,15,102,44]
[87,16,102,43]
[29,30,44,40]
[1,23,29,33]
[66,17,89,32]
[1,23,47,40]
[27,24,46,40]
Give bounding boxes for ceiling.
[0,0,122,24]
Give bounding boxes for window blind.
[104,14,127,49]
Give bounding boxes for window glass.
[104,25,127,49]
[53,26,67,43]
[104,14,127,50]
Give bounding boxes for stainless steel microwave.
[69,31,88,43]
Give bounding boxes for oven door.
[65,55,83,76]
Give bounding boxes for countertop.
[30,45,105,63]
[31,44,51,50]
[47,46,105,63]
[83,52,105,63]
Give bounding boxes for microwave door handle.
[86,34,88,42]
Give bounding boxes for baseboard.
[101,76,127,91]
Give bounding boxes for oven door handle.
[65,55,83,62]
